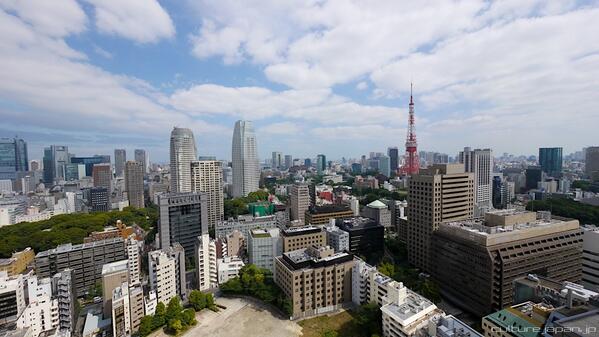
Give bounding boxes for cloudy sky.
[1,0,598,162]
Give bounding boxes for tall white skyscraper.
[170,127,198,193]
[232,120,260,197]
[459,147,493,215]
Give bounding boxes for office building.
[459,147,492,214]
[158,192,208,259]
[525,166,543,191]
[0,138,27,181]
[92,163,112,191]
[232,120,260,197]
[281,226,326,252]
[114,149,126,177]
[215,214,277,242]
[101,260,129,317]
[64,163,85,181]
[284,155,292,169]
[125,161,144,209]
[35,238,126,295]
[539,147,563,178]
[0,247,35,276]
[407,163,474,272]
[336,217,384,260]
[432,210,583,315]
[170,127,198,193]
[191,160,224,230]
[316,154,326,174]
[271,152,282,169]
[195,234,218,291]
[247,228,282,272]
[305,204,354,226]
[111,283,130,337]
[89,187,110,212]
[582,225,599,291]
[586,146,599,180]
[275,246,354,319]
[70,155,110,177]
[148,246,186,304]
[134,149,148,175]
[42,145,68,184]
[388,147,399,173]
[324,224,349,253]
[378,155,391,177]
[362,200,391,228]
[289,183,310,223]
[217,256,244,284]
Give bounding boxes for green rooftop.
[484,306,542,337]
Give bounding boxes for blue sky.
[1,0,598,163]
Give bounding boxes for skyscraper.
[284,155,293,169]
[387,147,399,173]
[43,145,69,184]
[125,161,144,209]
[0,137,28,181]
[407,164,474,271]
[191,160,224,230]
[134,149,148,175]
[538,147,563,178]
[70,155,110,177]
[170,127,198,193]
[232,120,260,197]
[459,147,493,215]
[271,152,282,169]
[378,155,391,177]
[587,146,599,180]
[114,149,126,177]
[316,154,326,175]
[93,163,112,192]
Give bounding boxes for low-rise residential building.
[248,228,282,272]
[281,226,326,253]
[275,246,354,319]
[217,256,244,284]
[0,247,35,276]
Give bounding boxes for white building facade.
[231,120,260,197]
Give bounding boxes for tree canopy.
[526,198,599,225]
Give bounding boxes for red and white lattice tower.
[402,83,419,175]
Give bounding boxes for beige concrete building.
[289,183,310,223]
[0,247,34,276]
[275,246,354,319]
[281,226,326,253]
[407,163,474,272]
[432,210,583,315]
[128,285,144,334]
[101,260,129,317]
[125,161,145,209]
[191,160,224,230]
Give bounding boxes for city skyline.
[1,1,599,161]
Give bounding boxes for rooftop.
[484,302,543,337]
[36,237,124,257]
[101,259,128,275]
[336,217,381,231]
[366,200,387,209]
[380,287,438,326]
[282,225,323,237]
[279,246,353,271]
[309,204,351,214]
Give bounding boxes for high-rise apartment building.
[191,160,223,230]
[275,246,354,319]
[170,127,198,193]
[158,193,208,259]
[42,145,68,184]
[271,152,282,169]
[125,236,141,286]
[114,149,126,177]
[111,283,130,337]
[232,120,260,197]
[35,238,126,295]
[92,163,112,192]
[148,245,186,304]
[134,149,148,175]
[539,147,563,178]
[0,137,28,181]
[459,147,492,214]
[289,183,310,223]
[585,146,599,180]
[407,163,474,272]
[316,154,326,174]
[125,161,144,208]
[432,210,583,315]
[195,234,218,291]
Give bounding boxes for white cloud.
[85,0,175,43]
[0,0,87,37]
[93,45,113,59]
[356,81,368,91]
[259,122,301,135]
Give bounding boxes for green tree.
[206,293,215,308]
[189,290,207,311]
[166,297,183,321]
[168,319,183,334]
[378,262,395,278]
[180,309,197,326]
[323,330,338,337]
[153,302,166,328]
[354,303,382,337]
[139,316,154,337]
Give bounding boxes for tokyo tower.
[402,83,419,175]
